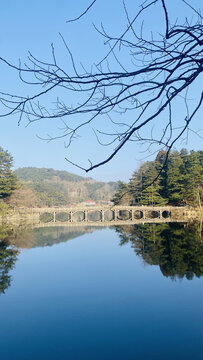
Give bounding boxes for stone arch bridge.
[9,205,199,226]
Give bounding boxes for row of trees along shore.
[0,146,202,210]
[112,150,203,207]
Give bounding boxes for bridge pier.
[84,210,88,222]
[114,210,118,221]
[101,210,105,222]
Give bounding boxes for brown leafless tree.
[0,0,202,172]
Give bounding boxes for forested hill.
[8,167,118,207]
[15,167,87,183]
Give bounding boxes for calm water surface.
[0,223,202,360]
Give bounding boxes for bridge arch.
[87,210,102,222]
[55,212,70,222]
[39,212,54,223]
[117,210,131,220]
[162,210,171,219]
[146,210,160,219]
[104,209,114,221]
[72,211,85,222]
[133,210,144,220]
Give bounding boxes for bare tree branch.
[66,0,97,23]
[0,0,202,172]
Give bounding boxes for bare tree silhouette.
[0,0,202,172]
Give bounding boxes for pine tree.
[0,146,18,198]
[184,151,203,207]
[141,162,167,205]
[112,149,202,207]
[166,151,186,205]
[112,181,132,205]
[128,169,143,205]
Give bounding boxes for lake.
[0,222,202,360]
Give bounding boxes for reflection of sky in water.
[0,227,202,360]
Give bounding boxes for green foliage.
[14,167,118,206]
[15,167,86,183]
[183,151,203,206]
[141,162,167,206]
[112,181,132,205]
[113,150,203,207]
[0,201,9,215]
[166,151,186,204]
[32,182,67,207]
[0,146,18,199]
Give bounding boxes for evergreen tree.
[141,162,167,205]
[0,146,18,198]
[166,151,186,205]
[112,149,202,207]
[112,181,132,205]
[184,151,203,207]
[128,169,143,205]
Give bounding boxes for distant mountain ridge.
[15,167,87,183]
[8,167,118,208]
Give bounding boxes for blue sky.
[0,0,202,182]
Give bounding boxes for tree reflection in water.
[0,226,19,295]
[0,222,202,294]
[0,224,98,294]
[115,222,203,280]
